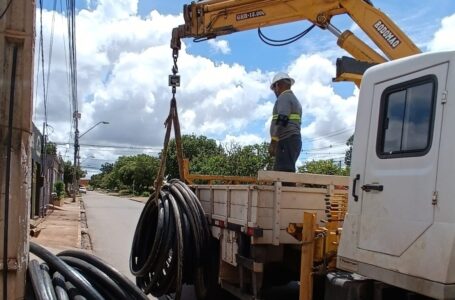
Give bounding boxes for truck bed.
[193,171,349,245]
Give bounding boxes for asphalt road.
[82,191,142,281]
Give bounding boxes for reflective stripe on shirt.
[272,113,301,121]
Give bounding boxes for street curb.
[128,197,148,204]
[77,198,82,249]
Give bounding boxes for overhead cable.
[303,127,354,143]
[0,0,13,19]
[39,0,48,129]
[54,141,161,151]
[45,0,58,110]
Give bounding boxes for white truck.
[189,50,455,300]
[338,50,455,299]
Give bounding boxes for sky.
[33,0,455,177]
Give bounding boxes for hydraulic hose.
[130,179,212,300]
[28,241,148,300]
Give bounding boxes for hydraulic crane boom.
[171,0,421,84]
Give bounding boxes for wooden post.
[300,212,315,300]
[0,0,36,298]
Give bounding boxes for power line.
[67,0,78,113]
[303,127,354,143]
[303,155,345,160]
[39,0,48,129]
[59,0,73,141]
[0,0,14,19]
[33,37,41,121]
[301,143,347,152]
[80,165,102,170]
[301,152,345,155]
[45,0,58,110]
[54,142,161,151]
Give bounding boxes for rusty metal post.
[0,0,35,298]
[300,212,315,300]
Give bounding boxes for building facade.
[31,123,64,217]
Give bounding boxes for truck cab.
[338,50,455,299]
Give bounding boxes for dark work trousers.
[274,134,302,172]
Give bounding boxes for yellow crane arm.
[171,0,421,84]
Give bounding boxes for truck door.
[358,63,448,256]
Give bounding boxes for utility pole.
[75,121,108,198]
[0,0,35,298]
[41,122,47,216]
[72,112,79,202]
[68,0,79,203]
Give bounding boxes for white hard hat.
[270,72,295,89]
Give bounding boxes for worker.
[268,72,302,172]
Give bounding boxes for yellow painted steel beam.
[300,212,316,300]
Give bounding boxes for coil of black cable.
[130,179,213,300]
[28,241,148,300]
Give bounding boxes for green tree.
[344,134,354,168]
[163,134,224,179]
[101,172,118,191]
[224,142,273,176]
[90,162,115,189]
[45,142,57,155]
[298,159,348,176]
[189,142,274,177]
[89,173,103,189]
[109,154,160,194]
[89,135,276,192]
[54,181,65,199]
[194,154,229,175]
[100,162,114,174]
[63,161,86,195]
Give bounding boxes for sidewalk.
[30,197,82,253]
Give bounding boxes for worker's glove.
[269,140,277,157]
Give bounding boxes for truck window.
[377,76,437,158]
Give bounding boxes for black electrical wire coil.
[130,179,212,300]
[52,272,70,300]
[28,260,57,300]
[57,249,148,300]
[28,241,148,300]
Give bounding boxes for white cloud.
[34,0,360,173]
[288,54,357,145]
[222,134,263,146]
[208,39,231,54]
[428,13,455,51]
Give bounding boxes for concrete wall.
[0,0,35,298]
